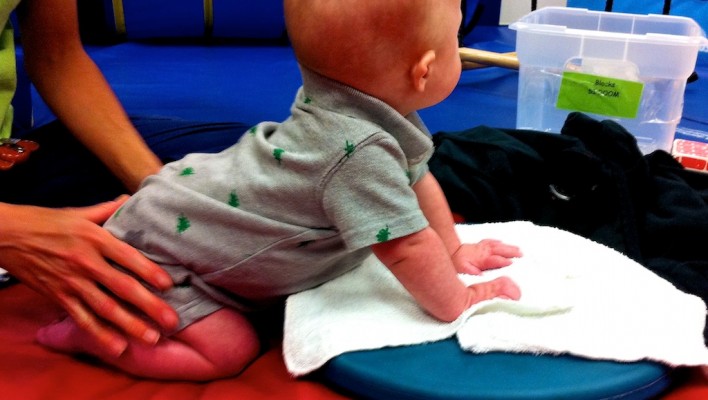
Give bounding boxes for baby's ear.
[410,50,436,92]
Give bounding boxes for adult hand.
[452,239,522,275]
[0,196,179,357]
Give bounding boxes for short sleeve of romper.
[321,135,430,251]
[298,68,434,251]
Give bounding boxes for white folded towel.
[283,221,708,376]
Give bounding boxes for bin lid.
[510,7,707,48]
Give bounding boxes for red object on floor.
[0,283,348,400]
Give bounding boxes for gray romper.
[104,67,434,331]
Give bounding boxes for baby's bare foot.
[36,318,106,356]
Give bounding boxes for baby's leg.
[37,308,260,381]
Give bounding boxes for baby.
[37,0,521,381]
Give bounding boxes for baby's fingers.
[466,276,521,306]
[457,261,482,275]
[485,240,522,258]
[481,255,515,270]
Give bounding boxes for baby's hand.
[452,239,522,275]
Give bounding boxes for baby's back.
[104,121,370,303]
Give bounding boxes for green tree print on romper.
[344,140,355,158]
[304,96,312,104]
[228,190,240,207]
[180,167,195,176]
[273,148,285,164]
[248,126,257,136]
[376,225,391,242]
[177,213,191,234]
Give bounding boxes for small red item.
[673,139,708,174]
[0,139,39,170]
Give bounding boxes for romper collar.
[298,66,433,166]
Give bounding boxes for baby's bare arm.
[412,172,461,254]
[371,227,520,322]
[413,172,522,275]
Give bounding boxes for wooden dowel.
[459,48,519,70]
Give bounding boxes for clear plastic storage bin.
[510,7,707,153]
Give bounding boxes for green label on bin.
[556,72,644,119]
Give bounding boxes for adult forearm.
[25,50,161,191]
[18,0,159,190]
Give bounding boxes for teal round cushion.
[323,338,673,400]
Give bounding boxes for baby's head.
[284,0,462,115]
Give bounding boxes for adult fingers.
[86,254,178,334]
[76,274,164,346]
[100,231,173,291]
[70,202,173,292]
[56,292,128,358]
[62,201,179,334]
[73,197,127,225]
